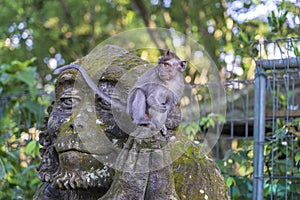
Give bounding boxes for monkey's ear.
[179,61,187,72]
[166,49,171,55]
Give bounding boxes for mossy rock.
[173,145,230,199]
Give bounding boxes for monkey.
[128,50,186,135]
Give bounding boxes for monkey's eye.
[179,61,187,72]
[163,62,171,67]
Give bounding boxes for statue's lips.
[54,131,96,155]
[55,129,120,162]
[55,139,96,155]
[57,150,107,172]
[55,140,119,162]
[57,147,118,171]
[58,148,94,155]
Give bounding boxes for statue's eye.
[60,97,81,109]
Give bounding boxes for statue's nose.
[65,120,87,134]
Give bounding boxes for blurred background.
[0,0,299,199]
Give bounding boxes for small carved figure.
[128,50,186,135]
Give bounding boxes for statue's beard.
[52,166,114,190]
[37,146,114,190]
[37,145,60,183]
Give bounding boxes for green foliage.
[217,144,253,199]
[266,118,300,180]
[199,113,226,131]
[182,113,226,142]
[0,59,49,199]
[267,0,294,37]
[218,117,300,199]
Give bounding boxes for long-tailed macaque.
[128,50,186,135]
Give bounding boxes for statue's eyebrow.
[58,72,76,84]
[60,87,80,97]
[54,63,111,103]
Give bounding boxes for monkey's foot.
[134,118,151,125]
[131,126,159,139]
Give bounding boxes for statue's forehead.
[55,68,87,99]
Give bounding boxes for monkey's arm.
[130,89,151,124]
[54,63,112,104]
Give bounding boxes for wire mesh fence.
[204,38,300,200]
[251,38,300,200]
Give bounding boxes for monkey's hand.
[152,104,168,113]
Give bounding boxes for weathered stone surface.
[173,146,230,199]
[34,44,229,200]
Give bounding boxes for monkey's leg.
[161,125,167,136]
[131,89,151,125]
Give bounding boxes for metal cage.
[252,38,300,200]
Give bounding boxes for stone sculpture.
[34,44,230,200]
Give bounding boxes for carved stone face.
[36,45,149,199]
[35,45,185,199]
[37,68,125,193]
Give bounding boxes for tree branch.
[132,0,167,50]
[58,0,74,27]
[182,1,191,35]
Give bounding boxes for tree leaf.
[17,67,36,87]
[25,141,39,158]
[226,177,236,187]
[0,157,7,180]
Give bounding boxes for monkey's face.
[158,58,186,81]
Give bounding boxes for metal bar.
[270,68,275,200]
[253,66,266,200]
[216,85,221,160]
[230,88,234,139]
[265,110,300,117]
[284,74,290,200]
[255,57,300,69]
[245,82,250,173]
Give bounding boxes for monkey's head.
[158,50,186,81]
